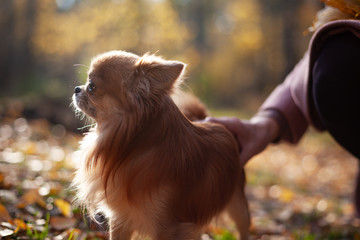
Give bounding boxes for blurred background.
[2,2,360,238]
[0,0,324,130]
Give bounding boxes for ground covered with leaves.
[0,116,359,239]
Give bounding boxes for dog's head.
[73,51,185,124]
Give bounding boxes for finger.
[205,116,244,153]
[204,116,227,123]
[206,117,239,131]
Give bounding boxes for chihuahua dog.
[72,51,250,240]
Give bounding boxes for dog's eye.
[87,82,96,92]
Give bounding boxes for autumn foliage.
[1,0,360,239]
[0,115,359,239]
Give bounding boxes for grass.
[25,213,49,240]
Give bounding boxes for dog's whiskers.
[70,100,95,130]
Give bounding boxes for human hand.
[206,115,280,166]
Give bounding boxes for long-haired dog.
[72,51,250,240]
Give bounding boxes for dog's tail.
[171,89,208,121]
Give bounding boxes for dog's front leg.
[226,169,250,240]
[155,223,202,240]
[109,217,133,240]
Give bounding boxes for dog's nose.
[74,86,82,94]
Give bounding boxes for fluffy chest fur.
[73,132,176,236]
[72,103,240,235]
[72,50,250,239]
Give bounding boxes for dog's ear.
[134,54,185,93]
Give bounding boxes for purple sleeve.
[257,20,360,144]
[258,53,309,144]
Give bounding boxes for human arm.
[206,113,280,166]
[208,53,311,166]
[209,21,360,166]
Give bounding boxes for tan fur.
[72,50,250,240]
[171,89,208,121]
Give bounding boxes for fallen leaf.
[54,228,82,240]
[0,228,14,237]
[279,188,295,203]
[17,189,46,208]
[54,199,72,217]
[0,190,17,204]
[49,182,64,195]
[24,141,37,155]
[50,216,77,231]
[0,222,14,230]
[12,218,28,233]
[0,203,11,222]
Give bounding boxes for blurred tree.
[0,0,323,128]
[187,0,322,111]
[1,0,192,128]
[32,0,192,63]
[0,1,37,95]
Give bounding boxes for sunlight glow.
[56,0,76,11]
